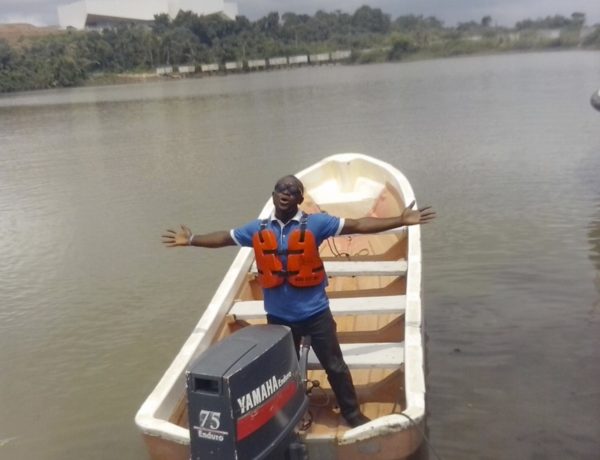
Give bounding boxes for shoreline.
[80,47,591,90]
[84,72,163,87]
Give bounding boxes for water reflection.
[588,199,600,303]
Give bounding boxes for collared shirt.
[231,211,345,322]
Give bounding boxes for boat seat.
[250,260,407,277]
[229,295,406,320]
[308,342,404,369]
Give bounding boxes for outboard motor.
[186,325,308,460]
[592,88,600,112]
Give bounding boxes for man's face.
[272,176,304,213]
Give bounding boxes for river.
[1,50,599,459]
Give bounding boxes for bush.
[354,47,387,63]
[388,35,417,60]
[582,28,600,48]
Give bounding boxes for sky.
[1,0,599,28]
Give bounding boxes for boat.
[135,153,427,459]
[591,88,600,112]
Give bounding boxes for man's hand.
[162,225,192,247]
[400,200,436,225]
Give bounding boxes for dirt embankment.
[0,23,65,46]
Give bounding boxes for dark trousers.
[267,309,361,420]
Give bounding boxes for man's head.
[272,175,304,219]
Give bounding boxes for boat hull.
[141,422,423,460]
[141,435,189,460]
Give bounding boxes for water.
[1,51,599,460]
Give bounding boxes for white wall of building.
[58,0,238,29]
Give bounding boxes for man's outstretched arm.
[340,201,436,235]
[162,225,236,248]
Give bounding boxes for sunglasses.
[274,183,303,197]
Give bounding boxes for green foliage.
[354,48,387,64]
[582,28,600,48]
[515,14,584,30]
[388,34,418,60]
[393,15,443,32]
[352,6,391,34]
[571,12,586,27]
[559,28,583,47]
[0,39,15,70]
[0,7,598,93]
[53,55,86,86]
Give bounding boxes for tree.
[516,15,572,30]
[481,16,492,28]
[162,27,201,64]
[0,39,14,70]
[153,13,171,34]
[254,12,280,37]
[393,15,443,37]
[571,12,585,27]
[457,20,479,32]
[352,5,391,34]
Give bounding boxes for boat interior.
[169,172,410,440]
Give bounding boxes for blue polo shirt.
[231,210,345,322]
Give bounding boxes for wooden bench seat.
[308,342,404,369]
[229,295,406,320]
[250,260,407,277]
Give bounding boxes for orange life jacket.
[252,214,326,288]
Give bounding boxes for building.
[58,0,238,30]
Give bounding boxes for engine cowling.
[186,325,308,460]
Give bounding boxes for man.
[162,175,435,427]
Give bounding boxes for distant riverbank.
[1,8,599,93]
[78,47,587,91]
